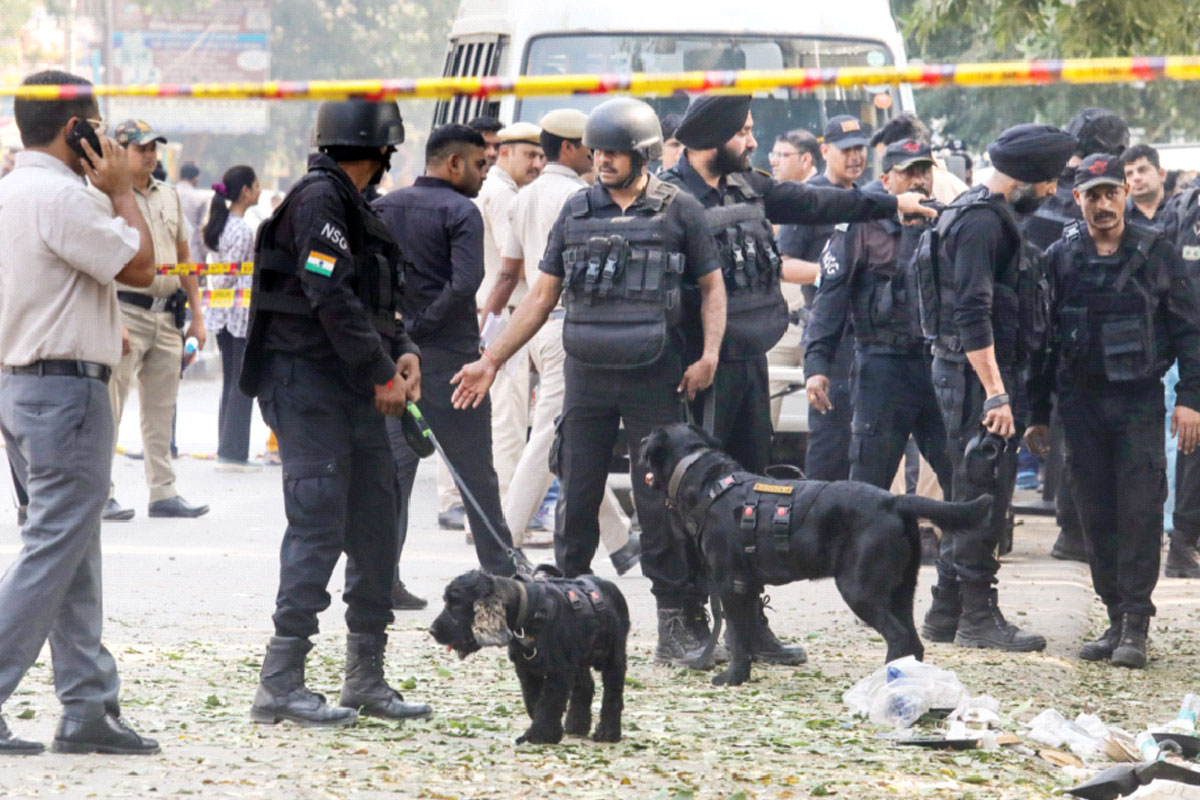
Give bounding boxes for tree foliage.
[895,0,1200,151]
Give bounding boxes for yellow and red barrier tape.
[5,56,1200,101]
[157,262,253,275]
[199,288,252,308]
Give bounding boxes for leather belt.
[3,359,112,383]
[117,291,171,313]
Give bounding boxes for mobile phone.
[65,119,102,167]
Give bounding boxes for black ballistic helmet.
[313,99,406,149]
[583,98,664,161]
[964,430,1007,487]
[1065,107,1129,158]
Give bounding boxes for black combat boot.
[1079,610,1123,661]
[954,585,1046,652]
[1051,526,1088,562]
[1165,531,1200,579]
[249,636,358,727]
[655,606,713,670]
[684,598,729,664]
[921,583,960,643]
[746,596,806,665]
[339,633,433,720]
[390,580,428,610]
[1111,614,1150,669]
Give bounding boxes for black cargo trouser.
[559,356,707,604]
[805,330,854,480]
[1059,378,1166,617]
[390,358,517,577]
[694,355,773,473]
[931,357,1022,587]
[257,353,396,640]
[1174,438,1200,543]
[849,349,952,494]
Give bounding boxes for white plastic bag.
[1024,708,1110,759]
[843,656,968,729]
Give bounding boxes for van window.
[517,34,897,173]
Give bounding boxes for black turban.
[987,123,1076,184]
[673,95,753,150]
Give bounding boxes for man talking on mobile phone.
[0,70,159,755]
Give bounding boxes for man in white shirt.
[176,162,207,263]
[474,122,546,543]
[0,70,159,756]
[481,109,640,573]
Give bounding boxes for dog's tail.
[890,494,993,530]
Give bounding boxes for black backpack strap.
[1115,224,1162,292]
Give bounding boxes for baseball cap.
[882,139,935,173]
[1073,153,1127,192]
[822,115,869,149]
[114,119,167,146]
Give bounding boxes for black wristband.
[983,393,1011,413]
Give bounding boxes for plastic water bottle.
[1136,730,1163,761]
[876,666,923,728]
[184,336,199,356]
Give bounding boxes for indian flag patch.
[304,250,336,277]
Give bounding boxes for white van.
[435,0,915,174]
[437,0,916,469]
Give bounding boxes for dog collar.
[514,580,531,630]
[667,450,707,506]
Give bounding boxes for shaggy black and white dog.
[430,570,629,744]
[640,423,992,687]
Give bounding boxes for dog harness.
[673,459,829,594]
[511,575,611,662]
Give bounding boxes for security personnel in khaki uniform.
[1027,154,1200,668]
[106,120,208,521]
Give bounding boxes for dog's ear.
[471,576,512,647]
[686,422,722,449]
[637,428,669,492]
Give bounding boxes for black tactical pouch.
[1099,315,1156,382]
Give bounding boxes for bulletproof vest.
[1026,182,1080,251]
[677,471,829,595]
[240,167,402,397]
[849,220,924,351]
[559,182,685,370]
[1174,187,1200,272]
[1055,222,1167,382]
[698,173,789,358]
[914,185,1047,365]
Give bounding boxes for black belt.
[117,291,174,312]
[3,359,111,383]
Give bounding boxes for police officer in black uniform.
[804,140,952,493]
[916,123,1076,653]
[1026,153,1200,668]
[450,97,728,668]
[657,96,935,664]
[239,100,432,726]
[1167,180,1200,577]
[1026,109,1131,565]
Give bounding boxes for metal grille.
[433,36,506,127]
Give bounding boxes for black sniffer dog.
[640,423,992,687]
[430,570,629,744]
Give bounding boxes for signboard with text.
[108,0,270,135]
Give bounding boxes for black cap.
[822,115,869,149]
[1073,153,1127,192]
[882,139,935,173]
[673,95,752,150]
[1066,107,1129,157]
[987,123,1076,184]
[180,162,200,181]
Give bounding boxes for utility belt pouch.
[1100,315,1155,382]
[585,237,608,300]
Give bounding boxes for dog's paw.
[516,725,563,745]
[712,667,748,687]
[564,718,591,737]
[592,724,621,743]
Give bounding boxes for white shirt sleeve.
[39,184,139,284]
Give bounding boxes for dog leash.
[677,392,725,671]
[404,403,533,577]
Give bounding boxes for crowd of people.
[2,64,1200,754]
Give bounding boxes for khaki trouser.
[109,304,181,503]
[436,460,461,513]
[502,318,630,553]
[490,341,530,499]
[767,321,804,427]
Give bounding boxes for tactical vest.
[240,167,403,397]
[1054,222,1168,382]
[700,174,789,358]
[913,185,1049,364]
[559,182,685,370]
[849,221,924,351]
[677,470,829,595]
[511,575,615,667]
[1174,187,1200,270]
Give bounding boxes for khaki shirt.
[501,164,588,311]
[474,166,527,308]
[120,178,187,298]
[0,151,140,367]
